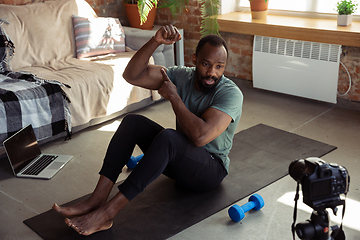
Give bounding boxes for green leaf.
[158,0,189,17]
[138,0,158,24]
[199,0,221,37]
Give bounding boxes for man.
[53,25,243,236]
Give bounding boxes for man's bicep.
[127,65,164,90]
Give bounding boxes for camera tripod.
[295,209,343,240]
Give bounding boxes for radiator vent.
[252,36,341,104]
[254,36,340,63]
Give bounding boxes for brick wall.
[338,46,360,101]
[2,0,360,102]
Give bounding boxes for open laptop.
[3,124,73,179]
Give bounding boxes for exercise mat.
[24,124,336,240]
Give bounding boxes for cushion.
[72,15,126,58]
[0,0,84,70]
[0,23,15,73]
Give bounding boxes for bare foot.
[65,191,129,236]
[52,199,102,218]
[53,175,114,217]
[65,207,114,236]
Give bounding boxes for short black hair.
[195,34,228,58]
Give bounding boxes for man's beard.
[196,75,220,93]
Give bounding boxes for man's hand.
[158,68,179,101]
[154,25,182,45]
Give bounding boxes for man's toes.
[79,229,90,236]
[65,218,73,227]
[52,203,61,212]
[65,218,82,233]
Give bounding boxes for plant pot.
[124,3,156,30]
[250,0,269,20]
[337,14,352,26]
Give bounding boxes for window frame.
[220,0,360,21]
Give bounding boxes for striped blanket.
[0,71,71,146]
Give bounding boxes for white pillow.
[72,15,126,58]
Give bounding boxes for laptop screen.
[3,124,41,174]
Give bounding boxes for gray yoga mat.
[23,124,337,240]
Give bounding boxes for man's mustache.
[201,76,218,82]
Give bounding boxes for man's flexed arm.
[123,25,182,90]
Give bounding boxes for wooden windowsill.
[217,12,360,47]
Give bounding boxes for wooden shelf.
[217,12,360,47]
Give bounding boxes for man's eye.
[202,62,208,66]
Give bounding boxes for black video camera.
[289,157,350,240]
[289,157,349,211]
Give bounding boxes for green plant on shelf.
[335,0,358,15]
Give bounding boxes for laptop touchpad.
[48,162,65,170]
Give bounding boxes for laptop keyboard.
[22,155,58,176]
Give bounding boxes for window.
[236,0,360,16]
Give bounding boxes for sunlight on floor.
[277,192,360,232]
[97,120,121,132]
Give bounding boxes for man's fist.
[154,25,182,45]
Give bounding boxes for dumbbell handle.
[240,201,256,213]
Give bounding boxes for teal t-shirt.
[167,66,243,172]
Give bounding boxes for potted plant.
[335,0,358,26]
[249,0,269,19]
[123,0,157,30]
[123,0,220,36]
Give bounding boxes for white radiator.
[252,36,342,103]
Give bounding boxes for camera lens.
[296,222,315,239]
[289,159,306,182]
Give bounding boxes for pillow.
[72,15,126,58]
[0,23,14,73]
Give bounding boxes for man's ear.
[192,53,196,65]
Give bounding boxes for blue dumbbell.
[126,154,144,169]
[228,194,264,222]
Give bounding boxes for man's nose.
[207,66,216,76]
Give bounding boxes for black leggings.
[99,114,227,201]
